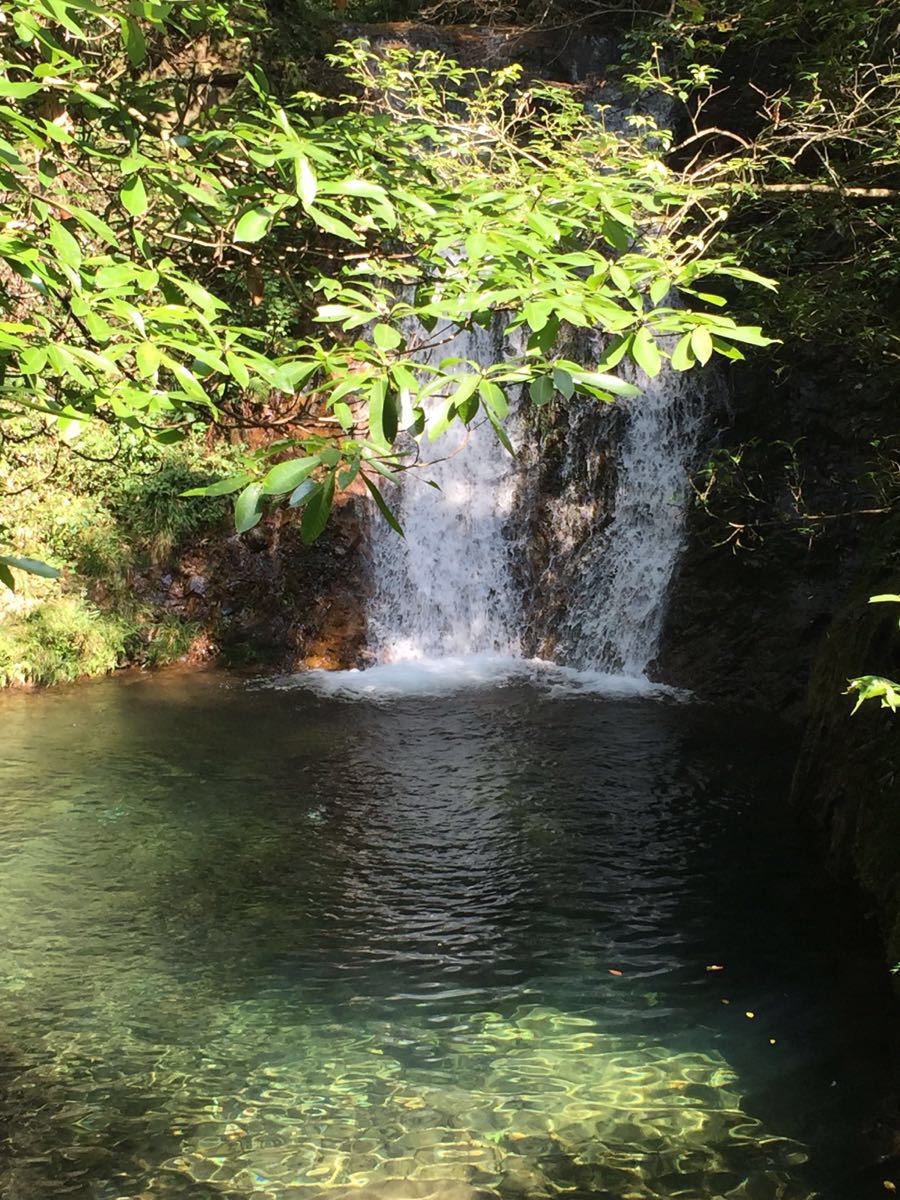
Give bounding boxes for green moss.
[0,597,135,687]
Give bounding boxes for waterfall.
[546,363,705,675]
[367,331,705,679]
[357,31,703,684]
[367,323,524,663]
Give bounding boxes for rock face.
[656,353,897,719]
[656,347,899,961]
[335,21,619,83]
[134,494,370,672]
[514,396,623,662]
[791,515,900,961]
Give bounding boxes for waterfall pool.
[0,668,895,1199]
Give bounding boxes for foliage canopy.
[0,0,776,582]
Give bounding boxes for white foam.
[260,655,683,702]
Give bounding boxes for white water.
[364,325,705,687]
[551,361,705,674]
[367,323,523,663]
[270,655,680,702]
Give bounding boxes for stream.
[0,670,895,1199]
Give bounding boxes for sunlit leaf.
[120,174,148,217]
[234,482,265,533]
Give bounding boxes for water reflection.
[0,672,894,1199]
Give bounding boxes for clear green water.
[0,671,895,1200]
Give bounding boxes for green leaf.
[169,362,211,404]
[0,554,60,580]
[288,479,319,508]
[691,326,713,365]
[181,473,253,498]
[466,231,488,262]
[0,79,41,98]
[295,154,317,207]
[373,323,403,351]
[48,219,82,269]
[712,324,773,347]
[234,207,271,243]
[596,334,631,369]
[527,314,561,354]
[524,301,552,332]
[632,327,662,377]
[135,341,161,377]
[226,352,250,389]
[483,401,514,454]
[17,345,45,374]
[382,390,399,444]
[70,206,117,247]
[368,378,390,449]
[120,174,148,217]
[529,376,554,406]
[711,337,744,362]
[234,482,265,532]
[448,374,481,425]
[339,462,360,489]
[334,401,353,430]
[95,264,135,289]
[305,205,363,243]
[261,456,320,495]
[479,380,508,418]
[552,367,574,400]
[715,265,778,291]
[152,428,187,445]
[573,370,640,397]
[301,471,336,543]
[848,674,900,714]
[121,16,147,66]
[0,562,14,590]
[427,395,457,442]
[57,416,84,443]
[649,277,670,306]
[609,263,631,293]
[670,333,695,371]
[363,475,404,536]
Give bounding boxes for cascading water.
[547,361,706,675]
[367,322,524,663]
[366,331,706,681]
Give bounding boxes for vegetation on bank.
[0,425,242,684]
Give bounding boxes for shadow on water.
[0,670,897,1199]
[651,705,900,1197]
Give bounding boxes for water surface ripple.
[0,672,895,1200]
